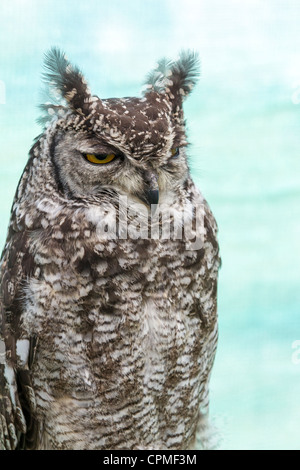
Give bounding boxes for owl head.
[39,48,200,207]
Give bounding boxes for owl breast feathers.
[0,48,220,450]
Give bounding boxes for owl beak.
[143,171,159,208]
[147,188,159,206]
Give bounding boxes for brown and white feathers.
[0,48,220,450]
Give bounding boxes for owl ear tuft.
[169,50,200,98]
[144,57,173,94]
[144,50,200,105]
[42,47,92,115]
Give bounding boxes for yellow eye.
[171,147,180,158]
[85,153,116,164]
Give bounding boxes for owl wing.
[0,227,39,450]
[194,197,221,449]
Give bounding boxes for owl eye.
[170,147,180,159]
[84,153,116,165]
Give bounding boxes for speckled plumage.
[0,48,220,450]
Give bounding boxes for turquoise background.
[1,0,300,450]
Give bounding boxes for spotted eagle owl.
[0,48,220,450]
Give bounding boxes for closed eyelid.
[77,146,119,155]
[75,138,123,156]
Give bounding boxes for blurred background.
[0,0,299,450]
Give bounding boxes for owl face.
[41,48,200,207]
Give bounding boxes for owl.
[0,48,220,450]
